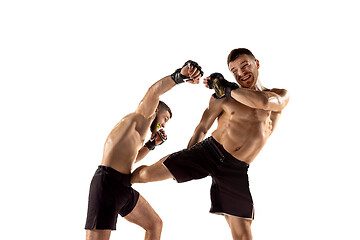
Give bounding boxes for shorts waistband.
[206,137,249,168]
[96,165,132,187]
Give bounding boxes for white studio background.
[1,1,359,239]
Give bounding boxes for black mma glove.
[171,60,204,84]
[144,129,167,150]
[207,72,239,99]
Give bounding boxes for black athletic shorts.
[163,136,254,219]
[85,165,140,230]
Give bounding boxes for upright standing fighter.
[85,60,203,240]
[131,48,289,240]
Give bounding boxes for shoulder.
[264,87,290,111]
[204,95,230,117]
[207,94,227,111]
[209,94,227,106]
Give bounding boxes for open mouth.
[240,74,251,81]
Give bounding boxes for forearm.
[187,126,207,148]
[135,146,150,163]
[231,88,288,112]
[187,98,221,148]
[147,75,176,99]
[137,76,176,118]
[230,88,269,109]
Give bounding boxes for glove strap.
[171,68,189,84]
[171,60,204,84]
[145,139,156,150]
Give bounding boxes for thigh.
[131,155,174,183]
[124,194,161,230]
[85,173,119,230]
[225,215,252,240]
[146,155,174,181]
[162,141,212,183]
[86,229,111,240]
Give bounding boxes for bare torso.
[101,113,153,174]
[212,97,281,164]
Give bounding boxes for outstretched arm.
[136,61,202,119]
[136,75,176,119]
[188,96,224,148]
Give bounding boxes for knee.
[153,216,163,231]
[131,165,148,184]
[138,166,150,183]
[232,232,252,240]
[147,216,163,233]
[231,223,252,240]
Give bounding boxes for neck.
[253,78,264,91]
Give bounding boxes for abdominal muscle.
[212,117,271,164]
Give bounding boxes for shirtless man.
[84,60,203,240]
[131,48,289,240]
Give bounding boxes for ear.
[155,108,158,113]
[255,59,260,69]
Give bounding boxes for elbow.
[147,84,159,98]
[278,90,290,110]
[264,93,290,112]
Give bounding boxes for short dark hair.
[227,48,256,65]
[158,101,172,118]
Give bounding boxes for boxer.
[85,60,203,240]
[131,49,289,240]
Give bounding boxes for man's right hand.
[171,60,203,84]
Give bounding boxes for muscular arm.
[230,87,289,112]
[136,76,176,119]
[188,97,224,148]
[135,63,201,119]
